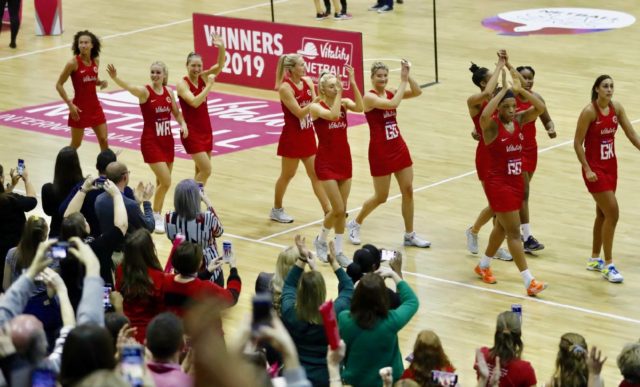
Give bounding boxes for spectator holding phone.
[95,161,155,235]
[163,241,240,318]
[146,312,193,387]
[41,146,84,238]
[346,244,402,309]
[281,237,354,386]
[165,179,224,286]
[474,311,536,387]
[60,177,128,307]
[400,330,455,385]
[254,242,300,315]
[0,162,37,282]
[3,215,49,290]
[115,229,166,343]
[338,267,419,387]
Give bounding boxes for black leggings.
[324,0,347,14]
[0,0,21,45]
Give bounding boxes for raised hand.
[106,64,117,79]
[103,179,120,197]
[510,68,522,93]
[587,346,607,375]
[211,33,224,48]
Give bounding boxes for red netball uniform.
[582,102,618,193]
[472,100,490,181]
[68,56,106,128]
[139,85,175,164]
[515,95,538,173]
[314,103,352,180]
[365,90,413,177]
[483,117,524,212]
[178,76,213,155]
[277,78,317,158]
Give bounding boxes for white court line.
[259,117,640,241]
[0,0,290,62]
[224,232,640,324]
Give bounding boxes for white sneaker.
[602,264,624,283]
[493,247,513,261]
[465,227,479,254]
[314,236,329,263]
[153,213,165,234]
[404,232,431,248]
[347,219,361,245]
[270,207,294,223]
[336,252,352,267]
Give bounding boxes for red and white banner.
[192,13,364,99]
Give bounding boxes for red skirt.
[483,176,524,212]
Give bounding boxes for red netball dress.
[277,78,317,158]
[582,102,618,193]
[314,102,352,181]
[68,56,106,128]
[472,100,489,181]
[139,85,175,164]
[483,117,524,213]
[178,76,213,155]
[515,95,538,173]
[365,90,413,177]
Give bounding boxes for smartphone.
[94,176,107,189]
[319,300,340,350]
[222,240,232,263]
[121,344,145,387]
[47,241,69,260]
[17,159,25,176]
[431,370,458,386]
[380,249,397,261]
[31,368,57,387]
[252,293,273,332]
[103,286,113,311]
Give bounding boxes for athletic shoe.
[334,12,353,20]
[404,232,431,248]
[270,207,294,223]
[316,12,328,20]
[474,265,496,284]
[526,279,547,296]
[347,219,361,245]
[153,213,165,234]
[336,252,352,267]
[465,227,479,254]
[523,235,544,252]
[314,236,329,263]
[586,258,605,272]
[602,264,624,283]
[377,5,393,13]
[494,247,513,261]
[368,3,384,10]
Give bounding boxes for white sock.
[404,231,415,239]
[521,224,531,240]
[335,234,344,253]
[479,255,492,268]
[520,269,533,287]
[589,257,601,262]
[319,227,330,242]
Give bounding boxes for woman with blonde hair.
[310,66,363,266]
[474,311,536,387]
[401,330,455,386]
[107,61,188,234]
[281,238,353,386]
[254,241,302,314]
[270,53,330,224]
[548,333,588,387]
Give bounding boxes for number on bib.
[507,159,522,175]
[385,123,399,140]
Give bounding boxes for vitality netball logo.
[482,8,635,36]
[297,38,353,89]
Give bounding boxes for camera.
[48,242,69,259]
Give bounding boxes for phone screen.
[103,286,112,310]
[17,159,25,176]
[431,370,458,386]
[380,249,397,261]
[121,344,144,387]
[31,368,56,387]
[94,176,106,189]
[48,242,69,259]
[252,293,272,331]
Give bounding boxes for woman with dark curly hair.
[56,30,109,150]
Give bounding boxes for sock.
[404,231,415,239]
[588,256,601,262]
[520,269,533,287]
[521,224,531,240]
[319,227,330,242]
[335,234,344,253]
[479,255,492,268]
[469,227,478,235]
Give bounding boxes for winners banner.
[192,13,364,99]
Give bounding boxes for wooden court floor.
[2,0,640,385]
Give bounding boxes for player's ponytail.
[275,54,301,89]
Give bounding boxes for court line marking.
[259,117,640,241]
[0,0,291,62]
[227,233,640,325]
